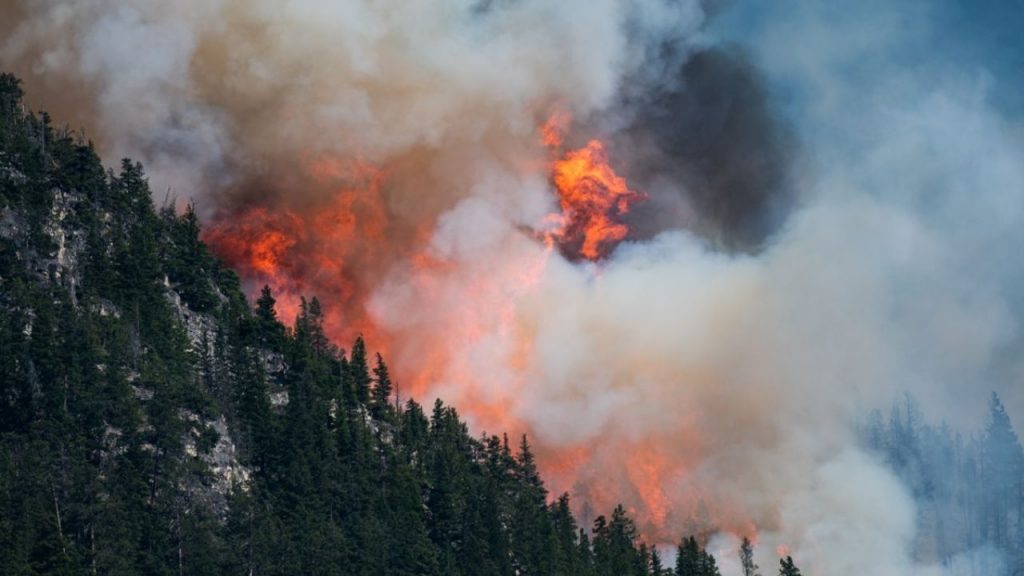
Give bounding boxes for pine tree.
[306,297,329,356]
[164,201,218,312]
[371,353,393,418]
[592,515,610,575]
[740,536,760,576]
[256,285,277,323]
[778,556,802,576]
[577,528,594,576]
[606,505,640,576]
[981,392,1024,549]
[650,546,667,576]
[637,543,653,576]
[511,435,554,575]
[698,548,721,576]
[675,535,720,576]
[349,336,372,405]
[551,493,581,576]
[676,536,700,576]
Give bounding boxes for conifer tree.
[606,505,641,576]
[676,536,700,575]
[306,297,329,356]
[592,515,611,575]
[371,353,393,418]
[981,392,1023,548]
[578,528,594,576]
[675,536,720,576]
[511,435,554,575]
[349,336,372,405]
[778,556,802,576]
[551,493,581,576]
[256,285,277,323]
[650,546,667,576]
[740,536,760,576]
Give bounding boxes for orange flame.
[627,447,672,533]
[542,112,646,261]
[541,110,572,149]
[203,156,390,346]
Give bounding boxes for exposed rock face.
[164,281,257,508]
[269,390,289,408]
[182,412,250,519]
[44,190,85,287]
[0,187,87,289]
[1,166,255,520]
[166,285,220,356]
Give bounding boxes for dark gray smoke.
[615,46,795,251]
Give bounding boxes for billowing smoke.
[611,46,796,250]
[5,1,1024,574]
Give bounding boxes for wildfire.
[202,156,390,345]
[627,446,672,533]
[201,113,717,546]
[542,112,646,261]
[540,110,572,149]
[203,207,300,280]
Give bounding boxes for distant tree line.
[862,391,1024,574]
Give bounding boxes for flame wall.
[6,1,1024,574]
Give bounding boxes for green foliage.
[675,535,721,576]
[349,335,371,405]
[370,353,393,419]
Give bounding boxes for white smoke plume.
[5,1,1023,574]
[0,0,703,207]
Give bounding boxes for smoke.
[612,46,797,250]
[5,1,1024,574]
[0,0,703,206]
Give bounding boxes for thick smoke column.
[5,1,1024,575]
[611,46,796,250]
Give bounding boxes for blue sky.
[711,0,1024,119]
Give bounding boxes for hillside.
[0,74,755,576]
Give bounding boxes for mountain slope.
[0,73,725,576]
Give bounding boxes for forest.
[1,69,1021,575]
